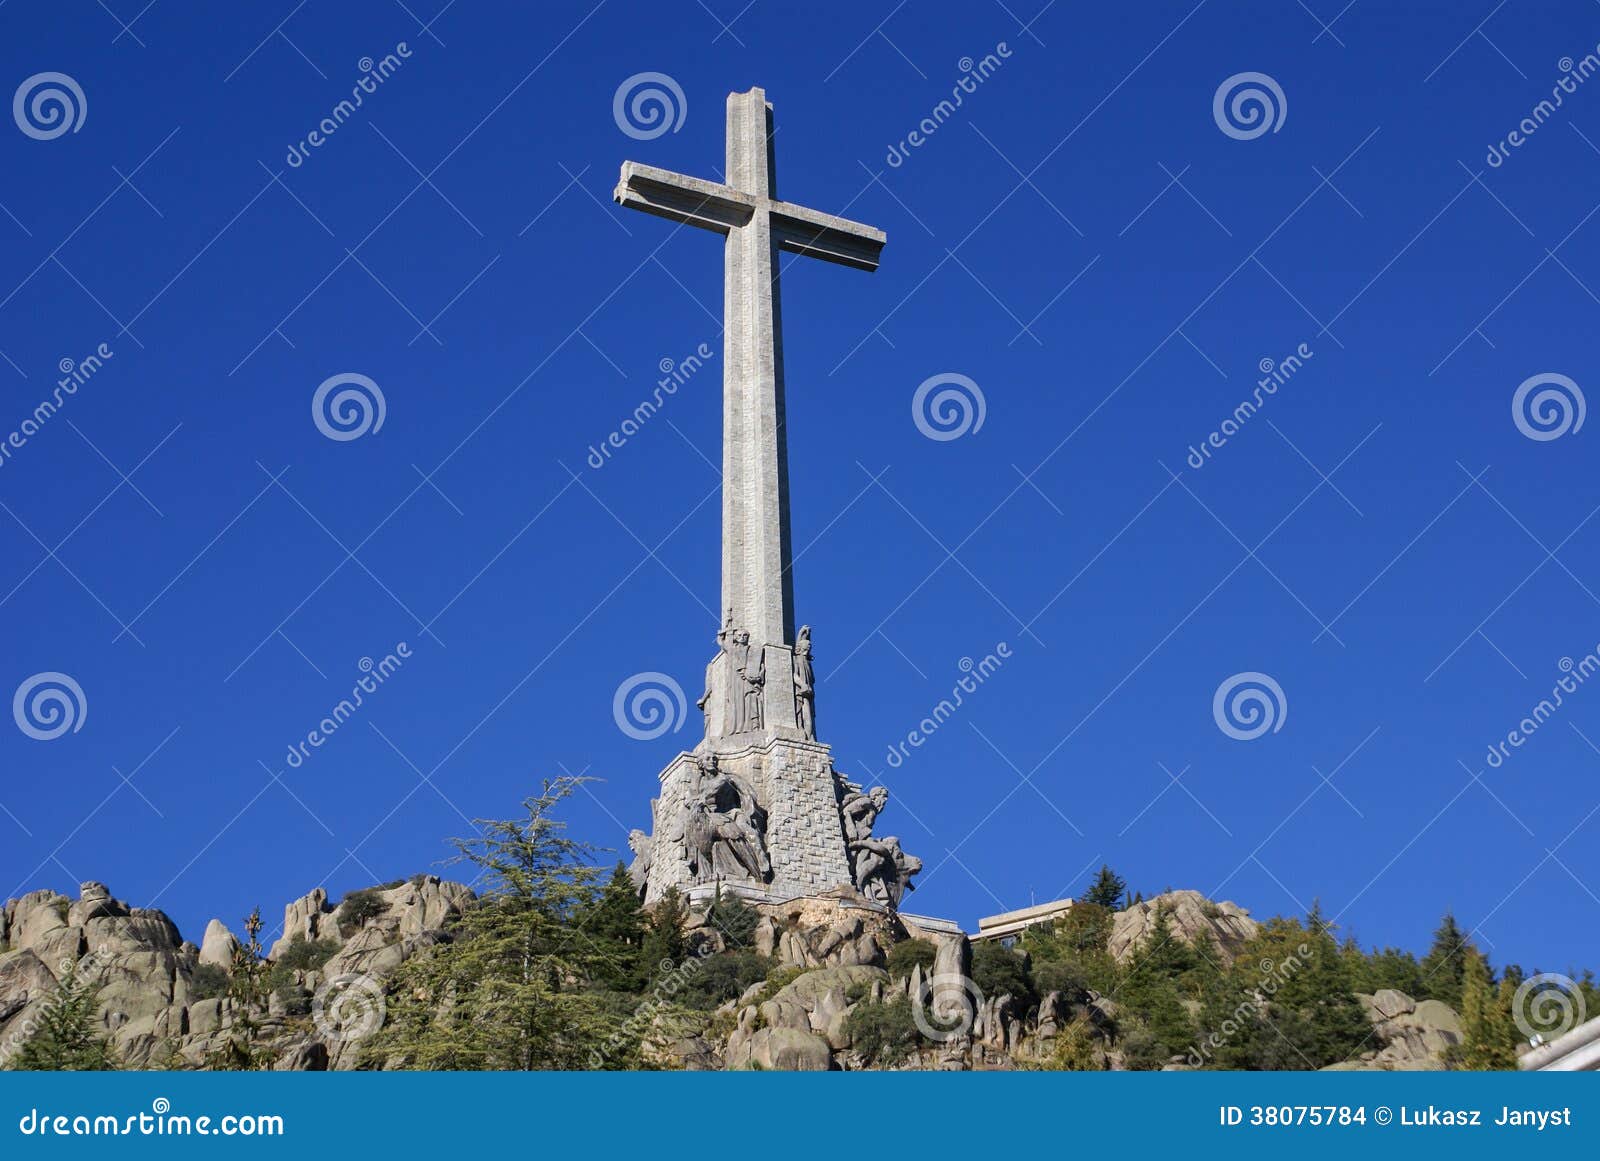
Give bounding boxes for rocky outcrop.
[0,877,473,1070]
[1108,890,1259,966]
[1331,991,1462,1071]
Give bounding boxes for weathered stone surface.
[199,920,239,969]
[726,1025,834,1071]
[1108,890,1259,965]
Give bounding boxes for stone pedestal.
[643,733,851,905]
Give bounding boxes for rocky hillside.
[1,879,1464,1070]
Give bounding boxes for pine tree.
[577,863,646,992]
[640,886,689,977]
[703,886,760,949]
[1116,907,1197,1067]
[1419,911,1473,1010]
[364,778,621,1070]
[1081,865,1128,910]
[1453,949,1518,1070]
[9,963,117,1071]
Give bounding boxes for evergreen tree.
[1116,907,1198,1068]
[1081,865,1128,910]
[364,778,621,1070]
[1418,911,1475,1009]
[1452,949,1518,1070]
[9,963,117,1071]
[703,886,760,949]
[640,886,689,976]
[576,863,646,992]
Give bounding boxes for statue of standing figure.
[734,629,764,733]
[698,607,735,733]
[793,624,815,740]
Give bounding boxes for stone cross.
[615,88,885,653]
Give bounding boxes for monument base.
[640,732,853,906]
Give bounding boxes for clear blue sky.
[2,0,1597,976]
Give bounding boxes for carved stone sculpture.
[793,624,815,740]
[627,829,653,897]
[698,608,735,733]
[735,629,765,733]
[852,835,921,908]
[684,755,771,884]
[840,785,888,845]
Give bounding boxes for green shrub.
[189,963,230,1000]
[1033,958,1090,1000]
[970,941,1038,1012]
[337,889,390,935]
[679,950,771,1010]
[273,937,340,973]
[885,938,938,980]
[843,997,922,1064]
[702,888,760,949]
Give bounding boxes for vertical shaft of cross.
[722,89,794,650]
